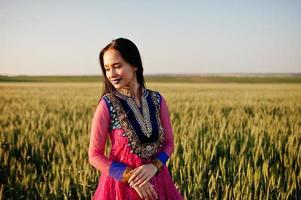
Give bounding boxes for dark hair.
[99,38,145,97]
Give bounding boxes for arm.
[88,98,133,183]
[152,94,174,173]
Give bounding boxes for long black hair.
[99,38,145,97]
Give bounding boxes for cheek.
[117,69,127,77]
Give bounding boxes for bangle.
[151,159,163,175]
[121,167,134,183]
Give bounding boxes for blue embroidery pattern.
[153,91,161,109]
[103,95,121,131]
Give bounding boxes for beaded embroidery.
[114,90,152,138]
[103,95,121,130]
[103,89,164,159]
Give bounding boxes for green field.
[1,81,301,199]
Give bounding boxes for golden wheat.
[0,83,300,199]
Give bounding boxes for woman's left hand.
[128,163,158,188]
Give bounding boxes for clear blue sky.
[1,0,300,75]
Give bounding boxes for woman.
[88,38,183,200]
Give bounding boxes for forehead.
[103,49,124,66]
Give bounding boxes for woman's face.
[103,49,137,90]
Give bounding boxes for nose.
[108,68,117,78]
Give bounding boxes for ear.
[134,67,138,71]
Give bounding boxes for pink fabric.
[88,99,112,175]
[88,95,183,200]
[159,96,174,158]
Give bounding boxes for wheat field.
[0,82,300,199]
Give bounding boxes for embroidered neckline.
[104,91,164,159]
[114,88,151,138]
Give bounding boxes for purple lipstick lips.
[111,78,121,84]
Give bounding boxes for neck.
[118,81,142,99]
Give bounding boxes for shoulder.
[101,92,114,101]
[146,88,165,106]
[100,92,116,106]
[96,93,115,112]
[91,95,111,121]
[146,88,161,97]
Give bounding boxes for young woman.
[88,38,183,200]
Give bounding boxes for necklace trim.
[117,88,131,97]
[116,87,146,98]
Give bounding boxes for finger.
[132,175,148,188]
[136,190,143,199]
[138,176,152,188]
[149,185,158,199]
[140,189,149,200]
[132,171,146,185]
[129,168,142,183]
[128,169,139,183]
[131,167,140,175]
[130,173,142,186]
[135,188,143,199]
[145,187,155,200]
[144,187,153,200]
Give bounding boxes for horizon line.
[1,72,301,77]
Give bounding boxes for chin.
[112,84,122,89]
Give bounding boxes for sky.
[1,0,301,75]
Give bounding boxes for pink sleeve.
[160,95,174,157]
[88,98,112,175]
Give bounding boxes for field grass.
[1,75,301,83]
[0,82,300,199]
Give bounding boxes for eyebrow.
[104,62,121,68]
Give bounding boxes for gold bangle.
[152,159,163,175]
[121,167,134,183]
